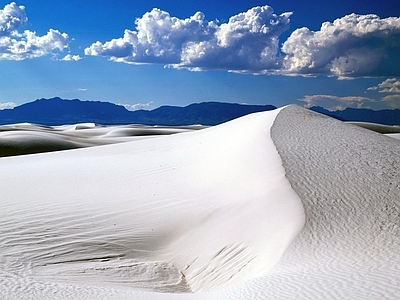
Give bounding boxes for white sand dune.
[347,122,400,141]
[348,121,400,134]
[1,106,399,299]
[0,108,304,299]
[267,106,400,299]
[0,123,204,157]
[387,133,400,140]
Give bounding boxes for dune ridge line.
[263,105,400,299]
[0,108,305,298]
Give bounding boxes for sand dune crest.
[0,108,305,298]
[266,105,400,299]
[1,106,399,299]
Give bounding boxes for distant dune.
[0,123,205,157]
[346,121,400,134]
[1,106,399,299]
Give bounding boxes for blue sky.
[0,0,399,111]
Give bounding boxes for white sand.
[348,121,400,134]
[387,133,400,140]
[268,106,400,299]
[0,123,205,157]
[1,106,399,299]
[0,108,305,299]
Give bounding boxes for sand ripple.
[268,105,400,299]
[0,109,304,298]
[1,106,399,299]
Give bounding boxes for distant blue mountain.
[1,98,398,126]
[310,106,400,126]
[0,97,276,126]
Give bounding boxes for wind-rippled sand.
[1,106,399,299]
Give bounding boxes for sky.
[0,0,399,111]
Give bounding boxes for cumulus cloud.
[0,2,26,36]
[175,6,292,71]
[368,78,400,93]
[61,54,82,61]
[368,78,400,108]
[300,95,376,110]
[85,7,400,77]
[0,101,16,109]
[120,101,154,111]
[85,8,216,65]
[282,14,400,77]
[0,2,69,60]
[85,6,292,72]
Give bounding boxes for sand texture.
[0,108,304,299]
[267,105,400,299]
[1,106,399,299]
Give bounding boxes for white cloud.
[300,94,375,110]
[368,78,400,93]
[85,8,216,65]
[174,6,292,71]
[0,2,26,36]
[120,101,154,111]
[61,54,82,61]
[282,14,400,77]
[85,7,400,78]
[85,6,292,72]
[0,2,69,60]
[0,101,16,109]
[368,78,400,108]
[381,94,400,108]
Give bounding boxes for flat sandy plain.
[1,106,399,299]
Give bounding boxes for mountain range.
[0,98,276,126]
[310,106,400,126]
[0,97,399,126]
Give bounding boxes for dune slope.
[2,105,398,299]
[0,108,304,298]
[264,105,400,299]
[0,123,204,157]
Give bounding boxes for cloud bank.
[85,6,292,72]
[85,7,400,77]
[282,14,400,77]
[303,78,400,110]
[368,78,400,108]
[173,6,291,71]
[0,101,16,109]
[368,78,400,93]
[381,94,400,108]
[119,101,154,111]
[300,95,376,110]
[0,2,69,60]
[2,2,398,79]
